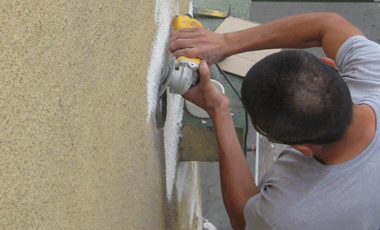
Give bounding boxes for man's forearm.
[223,13,364,60]
[211,105,258,230]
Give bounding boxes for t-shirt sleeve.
[243,151,300,230]
[243,149,321,230]
[244,195,272,230]
[336,36,380,103]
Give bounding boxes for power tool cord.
[215,63,249,157]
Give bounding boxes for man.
[169,13,380,229]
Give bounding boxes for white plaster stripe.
[148,5,201,225]
[188,161,199,229]
[176,161,189,203]
[150,1,203,225]
[146,0,180,202]
[176,162,203,230]
[146,0,178,124]
[164,92,184,201]
[188,0,193,17]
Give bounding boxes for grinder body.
[158,15,203,96]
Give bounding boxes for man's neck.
[312,104,376,165]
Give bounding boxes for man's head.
[241,50,353,145]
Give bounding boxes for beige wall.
[0,1,198,229]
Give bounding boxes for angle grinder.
[158,15,203,96]
[156,15,208,128]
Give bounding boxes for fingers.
[169,28,199,49]
[173,48,202,61]
[182,84,198,102]
[169,27,201,44]
[169,27,204,58]
[183,61,210,101]
[169,41,198,59]
[199,60,211,85]
[169,27,223,66]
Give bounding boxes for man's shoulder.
[246,148,325,226]
[337,35,380,66]
[336,36,380,103]
[246,143,380,229]
[270,147,314,173]
[258,147,319,187]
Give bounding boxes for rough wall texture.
[0,1,194,229]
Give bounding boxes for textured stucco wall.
[0,1,197,229]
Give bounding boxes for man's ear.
[292,144,313,158]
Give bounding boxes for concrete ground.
[200,2,380,229]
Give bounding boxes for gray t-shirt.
[244,36,380,230]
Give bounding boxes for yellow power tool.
[158,15,203,96]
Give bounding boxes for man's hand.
[183,60,230,118]
[169,27,229,66]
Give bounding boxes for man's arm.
[211,100,257,230]
[183,61,257,230]
[169,13,364,65]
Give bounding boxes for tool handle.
[172,15,203,64]
[172,15,203,31]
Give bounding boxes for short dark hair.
[241,50,353,145]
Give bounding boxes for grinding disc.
[158,57,176,96]
[155,90,167,128]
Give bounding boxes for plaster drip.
[164,92,184,201]
[146,0,179,123]
[176,161,189,203]
[176,162,202,230]
[188,162,202,230]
